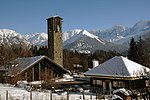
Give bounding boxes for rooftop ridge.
[46,15,62,20]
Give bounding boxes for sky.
[0,0,150,34]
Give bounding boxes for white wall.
[92,60,99,68]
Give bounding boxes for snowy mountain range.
[90,20,150,45]
[0,29,30,46]
[23,32,48,46]
[63,29,126,53]
[63,20,150,53]
[0,20,150,53]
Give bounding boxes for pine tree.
[128,37,138,62]
[143,33,150,67]
[136,36,145,65]
[29,45,37,56]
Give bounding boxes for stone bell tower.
[47,16,63,66]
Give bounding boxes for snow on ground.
[0,84,97,100]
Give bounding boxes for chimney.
[92,59,99,68]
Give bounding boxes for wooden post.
[39,63,41,80]
[82,90,85,100]
[50,90,52,100]
[30,91,32,100]
[96,89,97,100]
[25,72,27,81]
[6,90,8,100]
[32,67,34,81]
[67,91,69,100]
[103,81,106,94]
[98,91,100,100]
[90,92,92,100]
[89,86,92,100]
[45,67,47,81]
[109,81,112,94]
[23,94,25,100]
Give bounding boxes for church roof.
[84,56,150,78]
[8,56,69,77]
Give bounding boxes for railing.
[0,90,98,100]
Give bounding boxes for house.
[84,56,150,95]
[2,56,69,84]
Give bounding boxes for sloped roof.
[8,56,69,76]
[84,56,150,78]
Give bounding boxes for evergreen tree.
[127,34,150,68]
[143,33,150,67]
[136,36,145,64]
[128,37,138,62]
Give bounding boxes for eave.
[84,74,145,80]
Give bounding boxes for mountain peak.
[133,20,150,29]
[63,29,105,46]
[113,25,127,30]
[0,29,19,36]
[23,32,47,46]
[0,29,29,46]
[79,30,105,44]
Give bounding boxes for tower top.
[46,15,63,20]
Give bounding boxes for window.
[118,81,125,87]
[93,79,102,85]
[56,25,60,32]
[113,81,125,87]
[97,80,102,85]
[113,81,118,87]
[146,80,150,86]
[93,80,97,85]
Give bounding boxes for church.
[0,16,69,84]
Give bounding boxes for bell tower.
[47,16,63,66]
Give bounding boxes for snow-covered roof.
[84,56,150,78]
[113,88,132,96]
[46,15,62,20]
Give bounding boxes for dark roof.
[8,56,69,77]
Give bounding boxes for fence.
[0,90,97,100]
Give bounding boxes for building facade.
[84,56,150,97]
